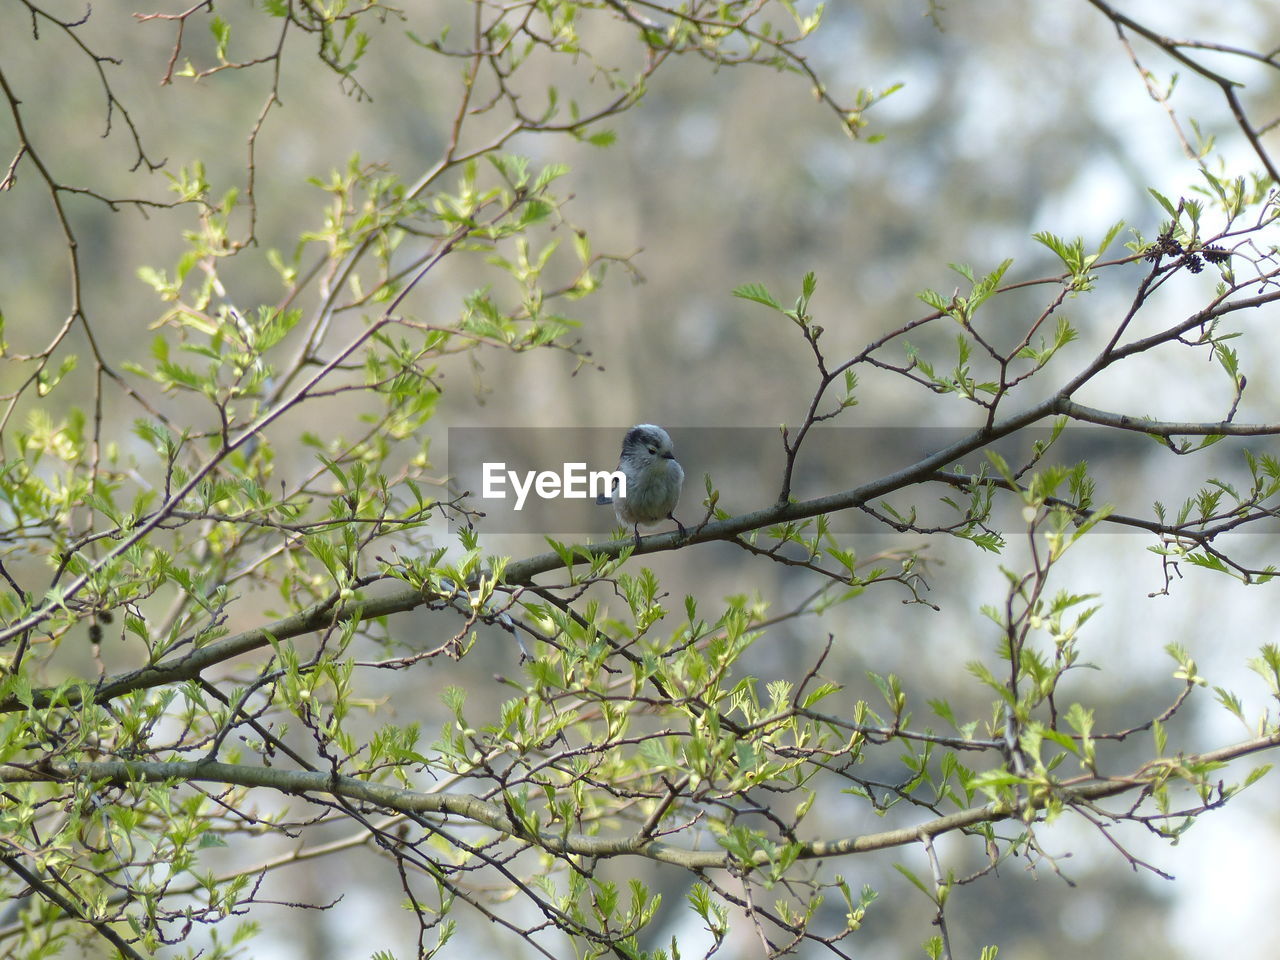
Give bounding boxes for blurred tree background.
[2,1,1280,958]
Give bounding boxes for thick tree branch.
[15,375,1280,712]
[1058,400,1280,436]
[3,730,1275,870]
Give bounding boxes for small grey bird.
[596,424,686,547]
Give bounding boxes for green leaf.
[1149,188,1179,218]
[210,15,231,60]
[733,283,782,310]
[800,682,841,708]
[892,862,932,898]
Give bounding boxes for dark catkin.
[1144,229,1185,262]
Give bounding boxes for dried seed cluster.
[1144,229,1231,274]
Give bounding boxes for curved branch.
[1059,399,1280,436]
[4,730,1275,870]
[1084,0,1280,182]
[17,370,1280,711]
[0,852,148,960]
